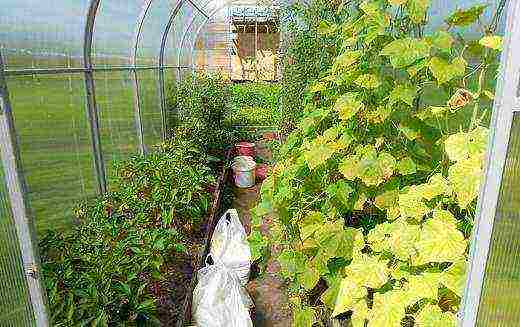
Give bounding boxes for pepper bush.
[249,1,503,326]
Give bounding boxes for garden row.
[38,74,281,326]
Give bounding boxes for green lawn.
[5,67,164,233]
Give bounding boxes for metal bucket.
[231,156,256,188]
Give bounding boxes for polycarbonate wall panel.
[0,168,35,326]
[194,8,233,74]
[94,70,139,184]
[477,112,520,326]
[136,0,179,66]
[92,0,142,67]
[7,74,97,234]
[177,7,206,68]
[166,0,196,67]
[0,0,89,69]
[137,69,163,148]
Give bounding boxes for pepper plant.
[249,1,504,326]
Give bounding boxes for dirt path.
[231,138,293,327]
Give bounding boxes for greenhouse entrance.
[1,0,519,326]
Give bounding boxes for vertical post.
[0,50,49,327]
[460,1,520,325]
[84,0,107,194]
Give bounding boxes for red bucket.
[235,142,256,157]
[256,164,269,182]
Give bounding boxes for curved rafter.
[84,0,107,194]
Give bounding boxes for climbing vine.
[249,1,504,326]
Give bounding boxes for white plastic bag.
[209,209,251,285]
[192,209,253,327]
[192,264,253,327]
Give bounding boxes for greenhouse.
[0,0,518,326]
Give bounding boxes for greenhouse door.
[461,0,520,326]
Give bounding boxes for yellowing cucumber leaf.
[406,0,430,24]
[429,56,466,85]
[414,210,467,265]
[380,37,430,68]
[397,157,417,175]
[299,265,321,290]
[248,231,268,261]
[355,193,368,211]
[368,222,392,253]
[304,140,336,170]
[444,127,489,162]
[479,35,503,51]
[355,74,381,89]
[293,306,315,327]
[334,50,363,71]
[299,211,325,240]
[278,250,308,278]
[416,173,451,200]
[386,219,420,260]
[367,105,393,123]
[332,278,368,317]
[448,156,483,209]
[317,21,337,36]
[315,223,361,260]
[399,124,420,141]
[360,2,380,15]
[399,187,430,221]
[309,81,327,93]
[335,93,365,121]
[321,277,340,309]
[345,254,390,289]
[351,300,370,327]
[389,84,417,107]
[375,190,399,211]
[404,272,441,306]
[440,260,467,297]
[389,0,407,6]
[339,146,396,186]
[445,4,488,27]
[367,291,406,327]
[339,155,360,180]
[415,304,458,327]
[431,30,454,50]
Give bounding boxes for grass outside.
[5,68,163,234]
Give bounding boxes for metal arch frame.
[176,0,219,73]
[178,0,237,73]
[130,0,154,155]
[460,0,520,325]
[158,0,186,140]
[84,0,107,194]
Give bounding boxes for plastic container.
[231,156,256,188]
[256,164,269,182]
[235,142,256,157]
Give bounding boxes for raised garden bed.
[174,154,231,327]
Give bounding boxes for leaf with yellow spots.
[332,278,367,317]
[415,304,458,327]
[399,187,430,221]
[414,210,467,265]
[448,156,483,209]
[335,93,365,121]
